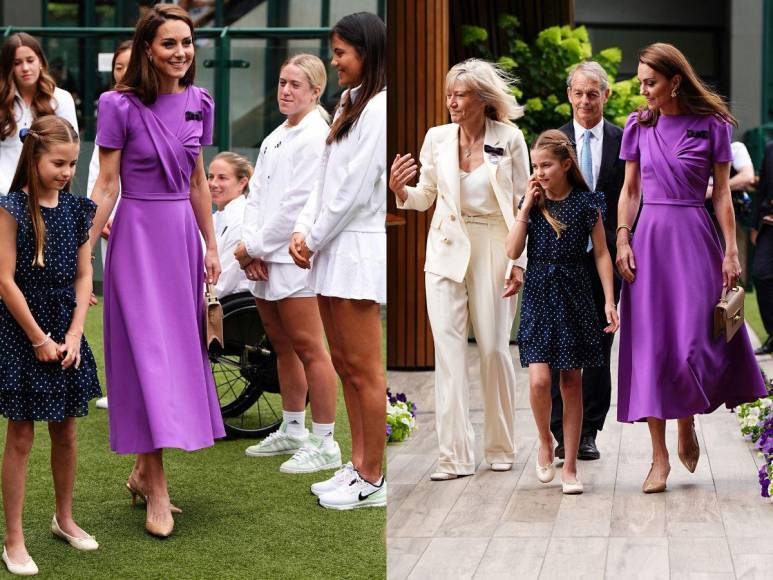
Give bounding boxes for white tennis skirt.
[251,262,315,301]
[309,231,386,304]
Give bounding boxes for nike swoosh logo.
[358,488,381,501]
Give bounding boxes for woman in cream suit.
[390,59,529,480]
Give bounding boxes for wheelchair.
[208,291,283,439]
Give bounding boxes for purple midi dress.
[617,112,766,422]
[96,86,225,453]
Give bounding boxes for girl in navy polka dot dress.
[0,116,101,574]
[506,129,619,495]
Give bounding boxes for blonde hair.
[211,152,252,196]
[530,129,590,239]
[445,59,524,123]
[10,115,79,267]
[281,53,331,123]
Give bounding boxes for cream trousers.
[425,216,518,474]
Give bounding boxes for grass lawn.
[745,288,766,343]
[0,303,386,579]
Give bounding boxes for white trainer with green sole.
[244,422,308,457]
[318,472,387,510]
[280,434,342,474]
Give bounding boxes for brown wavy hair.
[327,12,386,144]
[531,129,590,239]
[0,33,57,141]
[116,4,196,104]
[9,115,79,267]
[636,43,737,127]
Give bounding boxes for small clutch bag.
[205,283,224,353]
[713,286,744,342]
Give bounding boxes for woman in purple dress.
[88,4,224,536]
[616,43,766,494]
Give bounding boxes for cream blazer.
[396,118,529,283]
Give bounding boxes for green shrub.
[462,18,644,141]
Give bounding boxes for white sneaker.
[310,462,356,497]
[245,422,308,457]
[95,397,108,409]
[318,472,387,510]
[280,434,342,474]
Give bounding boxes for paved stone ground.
[387,328,773,580]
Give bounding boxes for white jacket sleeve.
[242,151,264,258]
[304,98,386,252]
[509,129,530,272]
[54,89,79,136]
[249,136,326,259]
[86,146,99,199]
[396,128,438,212]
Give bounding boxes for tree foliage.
[462,17,646,141]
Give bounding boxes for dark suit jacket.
[559,119,625,258]
[754,141,773,230]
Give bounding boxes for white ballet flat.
[562,479,584,495]
[490,463,513,472]
[2,546,38,576]
[51,516,99,551]
[536,448,556,483]
[429,472,459,481]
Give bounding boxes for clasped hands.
[234,242,268,281]
[288,233,314,270]
[33,333,82,369]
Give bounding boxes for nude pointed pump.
[678,421,700,473]
[642,463,670,494]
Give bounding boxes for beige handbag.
[713,286,744,342]
[205,283,224,352]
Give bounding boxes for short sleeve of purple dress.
[616,112,765,423]
[96,87,225,453]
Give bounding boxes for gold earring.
[671,87,678,98]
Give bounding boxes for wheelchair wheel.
[209,292,283,439]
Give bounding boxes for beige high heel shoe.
[126,477,182,514]
[642,463,670,493]
[678,420,700,473]
[143,494,174,538]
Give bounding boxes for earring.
[671,87,678,98]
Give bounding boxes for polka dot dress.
[517,189,607,369]
[0,191,101,421]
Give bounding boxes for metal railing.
[3,26,331,149]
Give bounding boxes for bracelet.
[516,217,529,224]
[616,224,632,235]
[66,331,81,339]
[32,332,51,349]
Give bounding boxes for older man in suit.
[551,61,625,461]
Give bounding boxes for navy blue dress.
[517,189,606,369]
[0,191,101,421]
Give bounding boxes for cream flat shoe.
[2,546,38,576]
[52,516,99,551]
[429,472,459,481]
[536,449,556,483]
[562,479,584,495]
[491,463,513,472]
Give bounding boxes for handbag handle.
[719,285,739,303]
[205,282,219,304]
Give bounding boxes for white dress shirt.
[573,117,604,191]
[0,87,78,194]
[214,195,251,297]
[242,108,329,263]
[294,87,387,252]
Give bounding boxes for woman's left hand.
[58,332,82,369]
[289,233,313,269]
[722,252,742,288]
[502,266,524,298]
[205,247,222,285]
[603,303,619,333]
